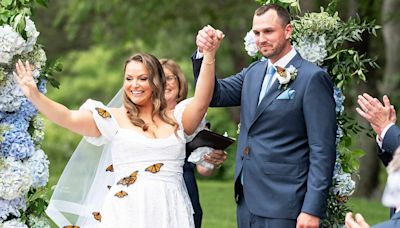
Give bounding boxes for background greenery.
[28,0,399,226]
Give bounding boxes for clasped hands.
[196,25,224,58]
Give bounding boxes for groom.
[192,4,336,228]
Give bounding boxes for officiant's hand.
[296,212,320,228]
[197,150,227,176]
[204,150,227,168]
[14,59,39,99]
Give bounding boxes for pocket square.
[276,89,295,100]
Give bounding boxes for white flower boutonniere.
[276,65,298,90]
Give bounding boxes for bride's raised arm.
[14,60,101,137]
[181,28,224,135]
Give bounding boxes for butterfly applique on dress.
[145,163,164,174]
[105,164,114,172]
[117,170,138,187]
[95,107,112,119]
[92,212,102,222]
[115,190,128,198]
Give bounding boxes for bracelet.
[203,58,215,65]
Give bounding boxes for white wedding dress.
[80,98,199,228]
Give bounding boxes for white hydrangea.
[26,149,49,188]
[0,72,24,112]
[0,157,32,200]
[0,218,28,228]
[244,30,258,57]
[0,25,25,65]
[23,17,40,53]
[27,215,50,228]
[294,34,327,66]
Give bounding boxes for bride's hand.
[13,59,39,98]
[203,26,224,58]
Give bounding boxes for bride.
[14,32,223,227]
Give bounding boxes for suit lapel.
[247,61,268,122]
[249,54,303,128]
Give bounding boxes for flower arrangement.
[0,0,61,226]
[245,0,379,226]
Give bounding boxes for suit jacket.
[192,53,337,219]
[379,124,400,166]
[373,211,400,227]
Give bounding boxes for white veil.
[46,89,123,227]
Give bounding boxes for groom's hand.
[296,212,320,228]
[196,25,224,53]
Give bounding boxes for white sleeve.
[173,98,207,141]
[79,99,119,146]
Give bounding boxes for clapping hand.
[345,212,370,228]
[356,93,396,137]
[13,59,38,98]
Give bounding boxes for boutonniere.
[276,65,298,90]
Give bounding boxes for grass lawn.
[198,180,389,228]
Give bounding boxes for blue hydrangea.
[336,126,343,145]
[0,197,26,223]
[38,79,47,94]
[0,130,35,160]
[332,169,355,197]
[26,149,49,188]
[333,87,345,115]
[1,113,29,132]
[18,98,38,121]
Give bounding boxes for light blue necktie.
[258,65,276,105]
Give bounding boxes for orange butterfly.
[95,107,112,119]
[92,212,102,222]
[63,226,80,228]
[115,190,128,198]
[276,66,287,77]
[117,170,138,187]
[145,163,164,174]
[105,164,114,172]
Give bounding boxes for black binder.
[185,129,235,154]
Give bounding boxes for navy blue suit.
[192,53,336,226]
[373,211,400,227]
[379,125,400,166]
[183,160,202,228]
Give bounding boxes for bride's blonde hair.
[123,53,178,132]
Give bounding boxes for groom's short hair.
[254,4,291,26]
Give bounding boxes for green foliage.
[255,0,300,13]
[0,124,10,143]
[292,8,380,89]
[20,187,50,222]
[0,0,47,37]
